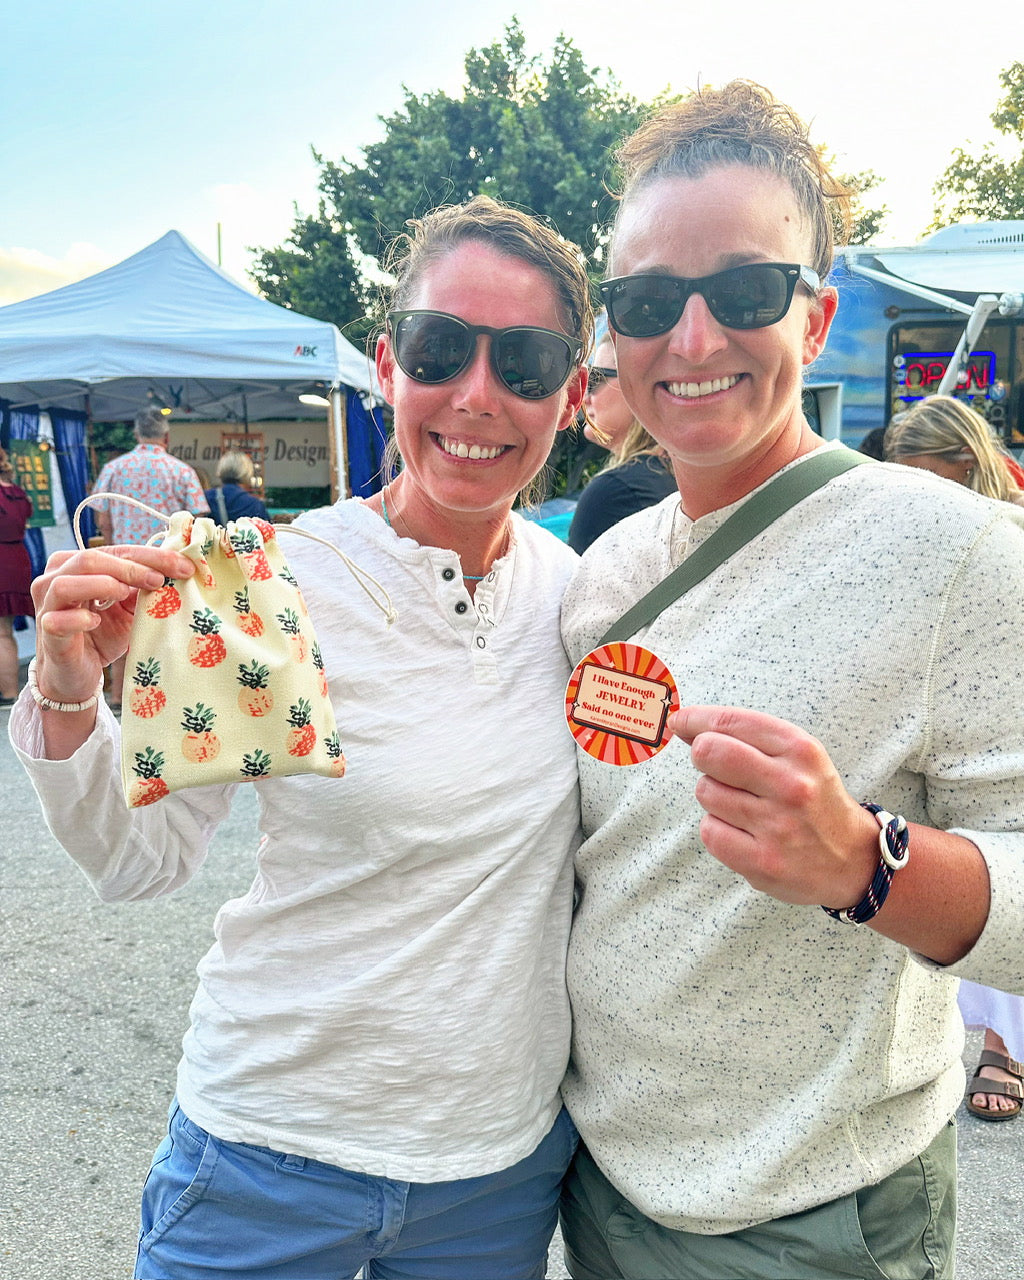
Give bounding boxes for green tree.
[250,21,646,329]
[326,21,643,278]
[840,169,888,245]
[249,202,374,341]
[88,418,135,477]
[931,62,1024,227]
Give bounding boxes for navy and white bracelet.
[822,803,910,926]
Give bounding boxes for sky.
[3,0,1022,305]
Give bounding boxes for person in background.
[957,981,1024,1121]
[568,336,676,553]
[885,393,1024,504]
[11,194,589,1280]
[91,408,211,545]
[886,393,1024,1124]
[559,80,1024,1280]
[89,408,210,710]
[0,446,34,706]
[856,423,888,460]
[205,450,269,523]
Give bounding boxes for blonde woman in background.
[204,449,269,523]
[568,335,676,553]
[886,393,1024,505]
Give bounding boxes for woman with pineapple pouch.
[9,195,590,1280]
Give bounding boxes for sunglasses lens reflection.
[607,276,688,338]
[392,314,471,383]
[606,264,797,336]
[493,331,573,399]
[706,265,792,328]
[392,314,575,399]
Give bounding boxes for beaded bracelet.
[822,803,910,927]
[27,659,105,713]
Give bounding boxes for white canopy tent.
[0,229,380,420]
[0,230,385,497]
[0,225,384,471]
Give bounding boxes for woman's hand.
[668,705,879,911]
[31,545,195,707]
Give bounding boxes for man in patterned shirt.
[91,407,210,545]
[91,407,210,708]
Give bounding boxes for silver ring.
[91,599,116,611]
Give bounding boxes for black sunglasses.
[387,310,583,400]
[600,263,821,337]
[587,366,618,390]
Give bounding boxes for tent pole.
[329,386,350,501]
[85,392,98,486]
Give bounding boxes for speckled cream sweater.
[560,444,1024,1234]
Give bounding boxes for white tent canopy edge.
[0,229,381,424]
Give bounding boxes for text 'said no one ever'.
[565,643,679,765]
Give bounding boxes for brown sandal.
[965,1049,1023,1121]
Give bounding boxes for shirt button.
[454,601,468,615]
[475,636,486,649]
[441,568,456,582]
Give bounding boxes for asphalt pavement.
[2,703,1020,1279]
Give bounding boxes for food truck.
[807,220,1024,452]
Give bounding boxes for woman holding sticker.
[558,81,1024,1280]
[11,196,589,1280]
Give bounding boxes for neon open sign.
[893,350,997,400]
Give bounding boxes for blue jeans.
[136,1102,577,1280]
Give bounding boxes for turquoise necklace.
[380,487,485,580]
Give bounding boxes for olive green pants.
[560,1120,956,1280]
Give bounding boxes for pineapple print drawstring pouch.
[75,497,396,808]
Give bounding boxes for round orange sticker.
[565,643,679,765]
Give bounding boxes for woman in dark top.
[568,337,676,553]
[205,450,269,523]
[0,446,34,704]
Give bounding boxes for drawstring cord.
[73,494,397,627]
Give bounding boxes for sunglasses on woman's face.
[600,263,821,338]
[587,366,618,390]
[387,310,583,400]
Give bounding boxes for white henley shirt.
[12,499,581,1182]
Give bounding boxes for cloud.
[179,181,308,292]
[0,243,113,305]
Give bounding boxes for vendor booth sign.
[169,421,330,488]
[9,439,56,527]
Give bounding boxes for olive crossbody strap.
[598,447,875,647]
